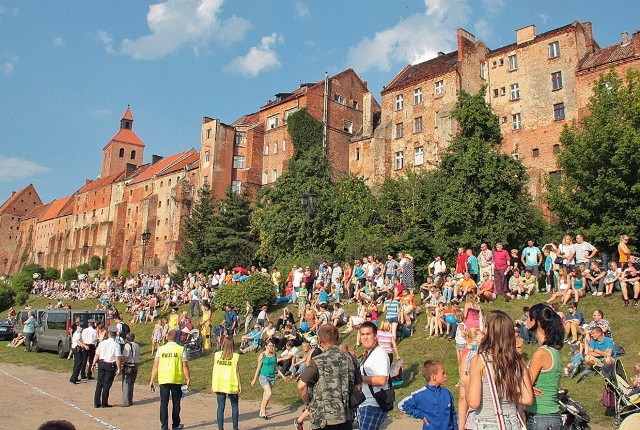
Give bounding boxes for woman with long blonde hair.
[467,311,533,429]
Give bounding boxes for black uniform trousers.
[84,344,96,378]
[70,346,84,383]
[94,361,116,407]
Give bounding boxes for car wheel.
[58,342,65,358]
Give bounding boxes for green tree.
[89,255,101,271]
[43,267,60,281]
[213,273,275,311]
[547,69,640,249]
[206,187,256,269]
[62,268,78,281]
[429,89,544,255]
[176,183,217,274]
[252,109,335,262]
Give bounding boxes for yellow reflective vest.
[157,342,185,385]
[211,351,240,394]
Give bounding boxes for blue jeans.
[190,300,201,317]
[216,392,239,430]
[275,294,293,305]
[526,412,562,430]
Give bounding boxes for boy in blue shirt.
[398,360,458,429]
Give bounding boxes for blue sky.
[1,0,638,203]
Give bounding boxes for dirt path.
[0,363,422,430]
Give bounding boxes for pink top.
[493,249,511,270]
[377,330,394,354]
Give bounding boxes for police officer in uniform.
[69,323,89,384]
[92,326,122,408]
[81,319,98,380]
[150,329,190,430]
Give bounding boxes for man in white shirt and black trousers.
[92,326,122,408]
[69,322,89,384]
[81,319,98,380]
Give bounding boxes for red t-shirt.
[493,249,511,270]
[456,253,469,274]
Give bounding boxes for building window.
[553,144,560,153]
[395,94,404,110]
[284,108,298,123]
[272,169,277,181]
[480,62,487,79]
[282,139,286,153]
[355,147,360,161]
[395,122,404,139]
[499,58,504,66]
[414,147,424,166]
[130,150,136,160]
[551,71,563,90]
[233,155,245,169]
[206,128,211,139]
[493,88,499,98]
[532,148,540,157]
[234,131,246,146]
[512,113,522,130]
[343,121,353,134]
[352,101,359,109]
[264,143,269,155]
[500,87,506,96]
[273,142,278,154]
[548,41,560,59]
[413,117,423,133]
[435,80,444,95]
[267,115,279,129]
[395,151,404,170]
[508,54,518,70]
[334,94,346,105]
[231,180,241,193]
[414,88,423,104]
[510,83,520,100]
[202,176,208,186]
[553,102,566,121]
[204,151,210,163]
[511,153,519,160]
[262,171,268,185]
[119,148,124,157]
[434,112,439,128]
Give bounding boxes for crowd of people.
[9,233,640,430]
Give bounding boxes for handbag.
[361,347,395,412]
[482,354,526,430]
[350,386,366,408]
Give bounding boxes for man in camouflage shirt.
[297,324,361,429]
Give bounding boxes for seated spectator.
[239,325,262,354]
[330,303,347,327]
[585,261,606,296]
[521,269,537,298]
[506,270,524,300]
[276,341,298,376]
[564,302,585,344]
[477,273,495,303]
[561,268,587,306]
[584,327,616,367]
[620,259,640,307]
[603,261,622,296]
[275,307,295,331]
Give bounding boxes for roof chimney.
[152,155,164,165]
[362,92,373,137]
[622,32,630,44]
[516,25,536,45]
[437,51,445,57]
[633,31,640,53]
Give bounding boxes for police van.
[15,309,108,357]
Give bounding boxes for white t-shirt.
[71,330,82,349]
[360,345,391,408]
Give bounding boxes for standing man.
[574,234,598,266]
[92,326,122,408]
[478,243,493,280]
[358,321,391,430]
[384,255,399,282]
[22,311,38,352]
[81,319,99,380]
[121,332,141,407]
[297,324,361,430]
[150,329,190,430]
[189,287,201,318]
[455,247,468,274]
[521,239,543,276]
[492,243,510,297]
[428,256,447,284]
[69,323,89,384]
[466,249,479,283]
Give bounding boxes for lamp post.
[300,192,318,215]
[82,244,89,264]
[36,251,43,265]
[141,230,151,271]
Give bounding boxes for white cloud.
[52,37,65,47]
[347,0,471,72]
[537,13,549,25]
[474,19,492,40]
[2,55,19,76]
[293,1,310,18]
[96,30,114,54]
[224,33,283,77]
[481,0,505,14]
[0,156,49,182]
[100,0,250,60]
[91,108,112,117]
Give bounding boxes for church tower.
[101,106,145,178]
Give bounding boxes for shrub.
[14,291,29,306]
[77,263,91,274]
[101,256,108,270]
[62,268,78,281]
[110,268,119,277]
[21,264,44,279]
[89,256,101,271]
[10,271,34,294]
[0,283,15,311]
[43,267,60,281]
[120,267,131,277]
[213,273,275,312]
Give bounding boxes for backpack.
[119,322,130,340]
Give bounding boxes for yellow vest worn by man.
[157,342,185,385]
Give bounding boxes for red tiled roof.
[0,184,41,214]
[122,106,134,122]
[128,149,198,184]
[488,23,576,56]
[158,152,200,176]
[578,42,636,71]
[382,51,459,94]
[39,195,74,222]
[232,112,261,126]
[107,128,145,147]
[22,202,49,220]
[76,171,124,194]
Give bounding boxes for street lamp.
[300,192,318,214]
[141,230,151,270]
[82,244,89,264]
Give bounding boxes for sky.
[1,0,639,204]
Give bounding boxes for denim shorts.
[258,375,275,387]
[526,412,562,430]
[387,317,399,323]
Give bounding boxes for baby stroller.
[600,358,640,427]
[557,388,591,429]
[184,328,203,359]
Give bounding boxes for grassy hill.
[1,292,637,426]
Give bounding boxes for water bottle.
[150,384,155,393]
[181,384,189,398]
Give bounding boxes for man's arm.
[150,360,159,386]
[183,361,190,386]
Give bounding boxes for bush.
[110,268,119,277]
[101,256,108,270]
[14,291,29,306]
[213,273,276,312]
[120,267,131,277]
[0,283,15,311]
[43,267,60,281]
[77,263,91,274]
[62,268,78,281]
[21,264,44,279]
[89,256,101,271]
[10,271,34,294]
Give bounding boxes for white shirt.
[71,330,83,349]
[82,326,98,345]
[280,346,299,358]
[360,346,391,408]
[293,270,304,288]
[95,337,123,363]
[429,260,447,275]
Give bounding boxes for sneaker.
[516,294,521,300]
[524,294,529,299]
[576,369,594,383]
[592,291,598,296]
[596,292,604,296]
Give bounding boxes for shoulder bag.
[361,347,395,412]
[482,354,526,430]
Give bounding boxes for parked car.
[0,318,16,341]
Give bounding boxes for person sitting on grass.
[521,269,537,299]
[506,270,524,301]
